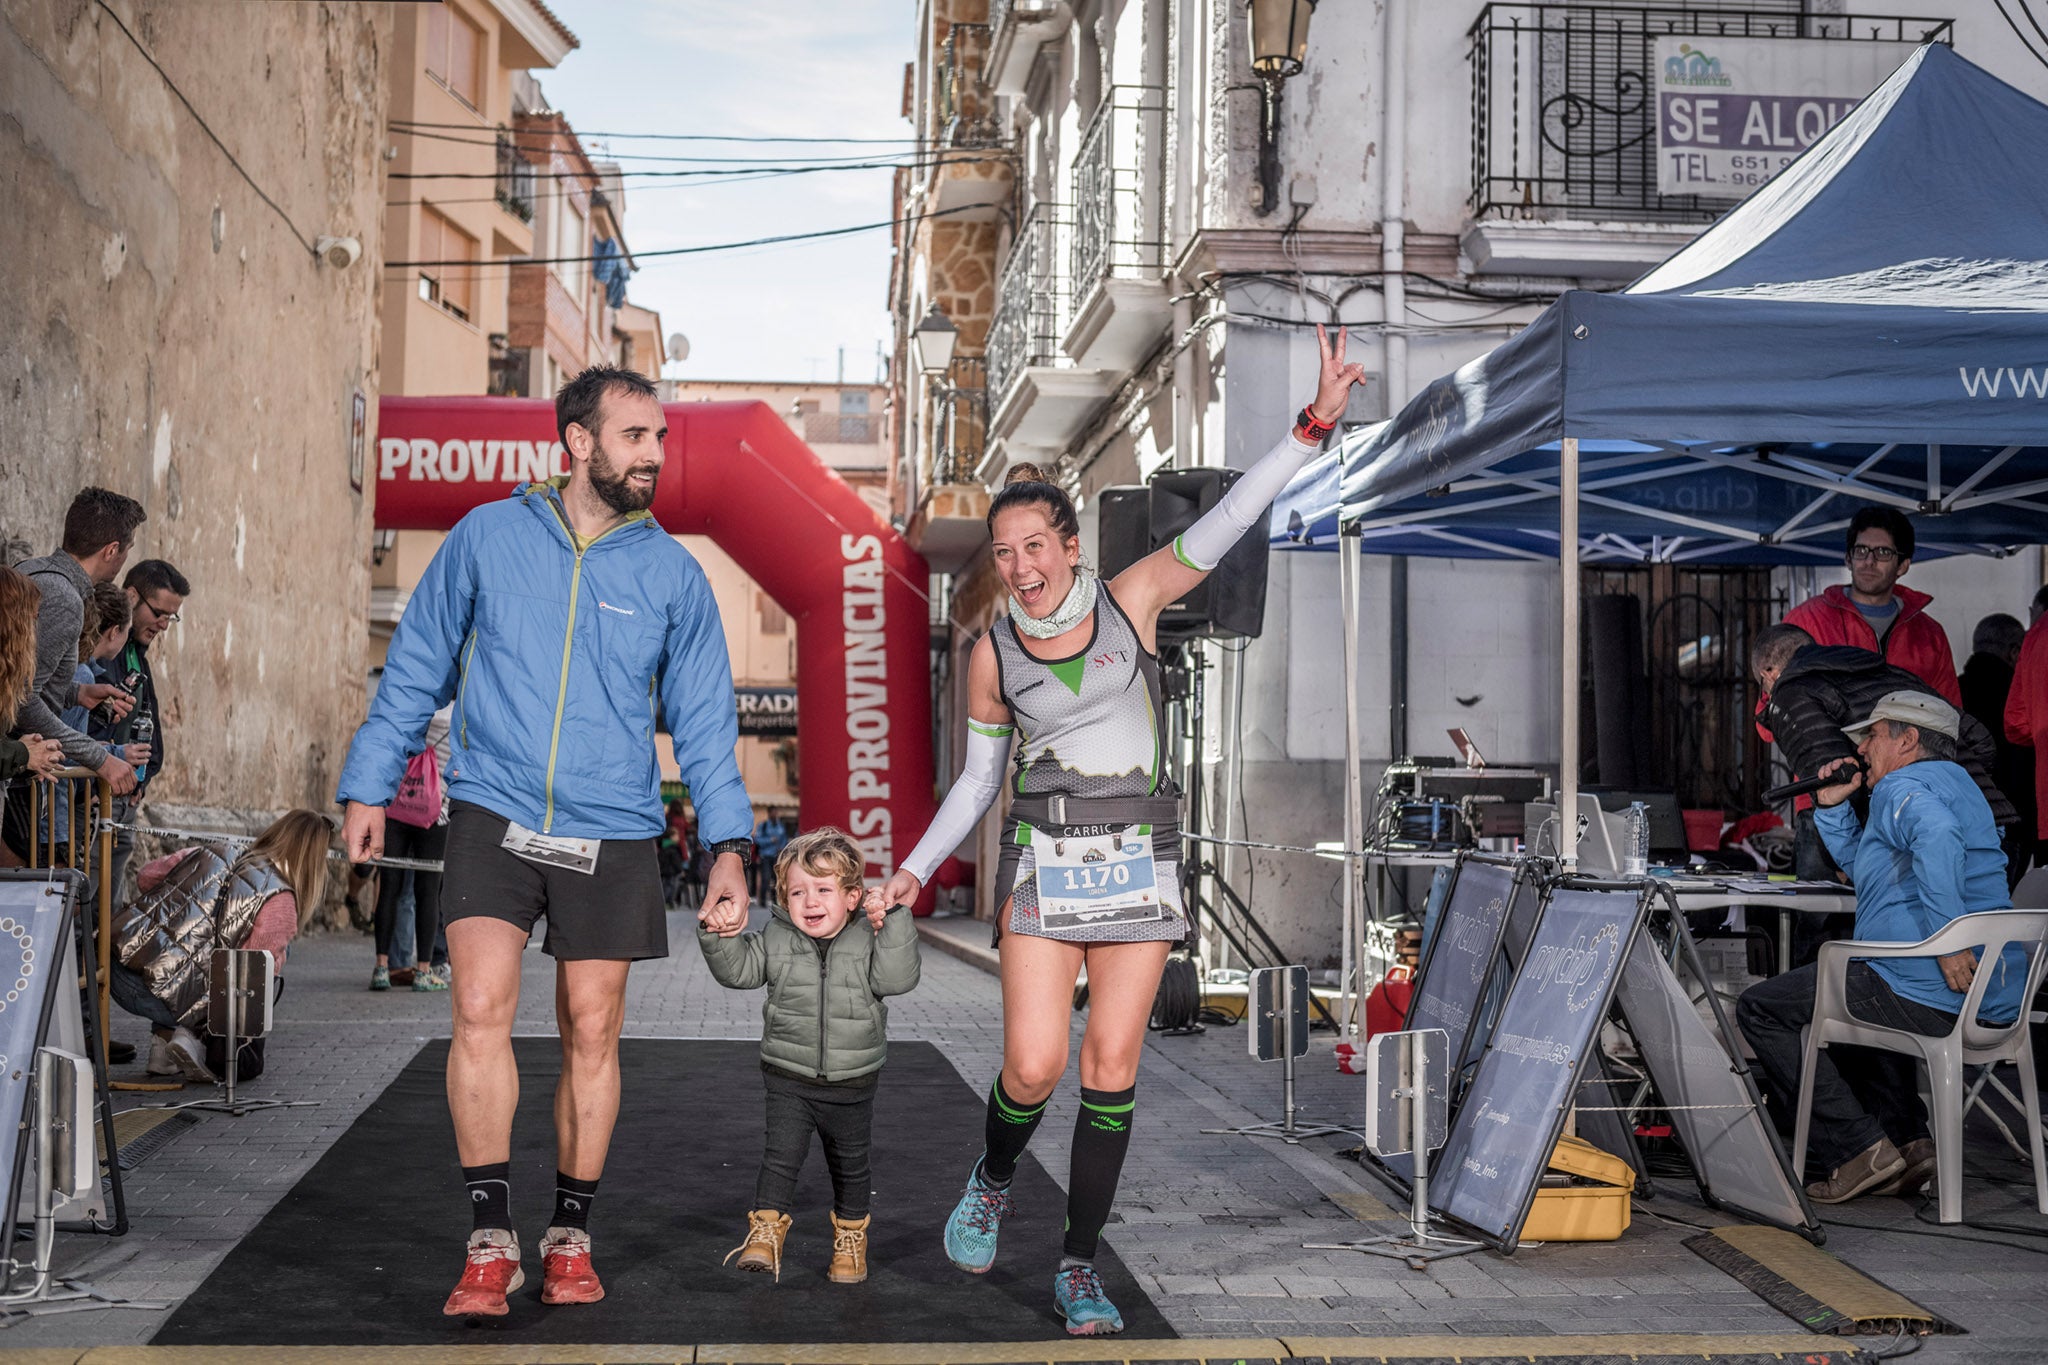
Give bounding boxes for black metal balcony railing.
[987,204,1068,407]
[933,355,989,486]
[495,131,535,222]
[1070,87,1166,292]
[939,23,1003,149]
[1467,5,1952,223]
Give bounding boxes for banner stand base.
[1303,1229,1485,1272]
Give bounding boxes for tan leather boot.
[724,1209,791,1280]
[827,1211,870,1284]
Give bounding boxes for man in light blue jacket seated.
[337,366,758,1317]
[1739,690,2022,1206]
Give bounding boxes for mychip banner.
[1655,36,1917,199]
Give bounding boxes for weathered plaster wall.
[0,0,390,828]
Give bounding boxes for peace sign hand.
[1311,324,1369,426]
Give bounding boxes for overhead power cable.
[389,118,923,145]
[389,125,966,167]
[384,203,987,271]
[92,0,317,255]
[391,154,996,184]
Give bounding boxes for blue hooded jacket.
[338,482,752,844]
[1815,758,2023,1021]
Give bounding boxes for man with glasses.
[1784,507,1961,706]
[94,559,189,900]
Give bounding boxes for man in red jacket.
[1783,507,1961,706]
[2001,583,2048,879]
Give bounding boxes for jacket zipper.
[816,934,831,1080]
[456,631,478,748]
[540,499,631,833]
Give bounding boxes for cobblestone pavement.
[5,908,2043,1358]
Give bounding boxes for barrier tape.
[97,820,446,873]
[1182,831,1369,861]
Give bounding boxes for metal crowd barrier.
[22,767,116,1065]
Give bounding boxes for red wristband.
[1295,405,1336,443]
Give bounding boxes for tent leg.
[1339,535,1364,1039]
[1560,436,1580,871]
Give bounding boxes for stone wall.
[0,1,390,833]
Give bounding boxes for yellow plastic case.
[1519,1134,1634,1242]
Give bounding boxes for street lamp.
[911,303,958,377]
[1247,0,1316,215]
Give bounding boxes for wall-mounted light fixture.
[911,304,959,376]
[1248,0,1317,216]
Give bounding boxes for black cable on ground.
[1150,955,1205,1035]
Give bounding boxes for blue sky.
[542,1,914,383]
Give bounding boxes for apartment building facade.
[888,0,2043,957]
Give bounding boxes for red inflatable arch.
[373,396,935,884]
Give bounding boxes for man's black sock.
[553,1171,599,1231]
[463,1161,512,1234]
[1063,1084,1136,1260]
[980,1072,1048,1187]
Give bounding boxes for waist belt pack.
[1010,794,1183,829]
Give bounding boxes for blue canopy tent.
[1272,42,2048,891]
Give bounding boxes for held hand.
[875,869,923,919]
[24,736,64,781]
[698,851,751,937]
[1812,756,1864,808]
[1310,324,1370,426]
[860,886,892,931]
[341,800,386,865]
[121,743,153,766]
[1937,949,1979,994]
[99,753,138,796]
[78,684,134,720]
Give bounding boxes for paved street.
[5,907,2044,1360]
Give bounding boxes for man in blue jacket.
[339,367,755,1317]
[1738,690,2021,1205]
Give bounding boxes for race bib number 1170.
[1032,825,1162,931]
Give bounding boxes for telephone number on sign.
[1726,154,1797,171]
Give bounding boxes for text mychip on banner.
[1654,35,1917,199]
[1428,880,1648,1252]
[1404,854,1518,1075]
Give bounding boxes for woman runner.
[868,325,1367,1334]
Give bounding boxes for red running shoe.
[442,1228,524,1317]
[540,1226,605,1304]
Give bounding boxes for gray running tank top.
[990,586,1185,942]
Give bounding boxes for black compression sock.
[553,1171,599,1231]
[463,1161,512,1233]
[1063,1084,1135,1260]
[980,1073,1048,1186]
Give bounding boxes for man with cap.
[1737,690,2025,1204]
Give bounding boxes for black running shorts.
[440,800,666,961]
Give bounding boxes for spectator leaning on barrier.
[1737,691,2024,1206]
[6,491,148,839]
[0,567,64,796]
[41,582,144,853]
[95,558,190,900]
[1782,506,1961,705]
[1962,612,2035,885]
[2002,583,2048,877]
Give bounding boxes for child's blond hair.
[774,827,865,905]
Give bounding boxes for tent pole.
[1339,532,1364,1039]
[1560,436,1580,871]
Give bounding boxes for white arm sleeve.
[1172,431,1322,571]
[900,719,1014,886]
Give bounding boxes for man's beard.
[587,438,659,515]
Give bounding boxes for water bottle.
[131,712,154,785]
[1623,801,1650,877]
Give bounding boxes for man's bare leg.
[446,917,531,1162]
[554,957,631,1179]
[441,916,532,1318]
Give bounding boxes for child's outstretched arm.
[866,906,922,999]
[697,923,769,990]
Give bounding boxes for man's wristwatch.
[708,838,756,866]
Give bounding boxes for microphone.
[1764,760,1864,805]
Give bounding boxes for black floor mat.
[152,1037,1171,1345]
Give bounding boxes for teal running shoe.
[942,1161,1013,1273]
[1053,1263,1124,1335]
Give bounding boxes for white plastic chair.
[1791,909,2048,1225]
